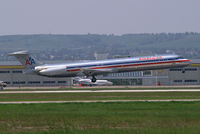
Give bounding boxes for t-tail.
[9,51,41,74]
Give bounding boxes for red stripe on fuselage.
[66,59,190,72]
[67,69,81,72]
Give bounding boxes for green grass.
[1,102,200,133]
[0,92,200,101]
[1,88,200,133]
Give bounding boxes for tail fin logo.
[25,57,35,65]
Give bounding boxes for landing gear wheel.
[91,76,96,83]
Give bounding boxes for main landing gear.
[91,76,97,83]
[182,69,185,73]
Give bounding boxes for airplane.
[74,77,113,86]
[9,51,190,82]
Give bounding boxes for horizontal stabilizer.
[8,51,29,56]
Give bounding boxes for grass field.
[1,102,200,134]
[1,87,200,133]
[0,92,200,102]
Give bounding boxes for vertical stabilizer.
[9,51,40,74]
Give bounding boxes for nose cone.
[183,59,191,66]
[187,59,191,65]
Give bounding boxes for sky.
[0,0,200,35]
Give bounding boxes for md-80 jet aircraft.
[9,51,190,82]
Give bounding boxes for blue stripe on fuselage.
[66,57,180,69]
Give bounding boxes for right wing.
[81,68,114,76]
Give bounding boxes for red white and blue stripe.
[66,55,190,72]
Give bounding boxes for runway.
[0,99,200,104]
[1,89,200,94]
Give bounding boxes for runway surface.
[1,89,200,94]
[0,99,200,104]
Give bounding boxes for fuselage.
[35,54,190,77]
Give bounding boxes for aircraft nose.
[187,59,191,64]
[184,59,191,66]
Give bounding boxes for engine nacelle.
[38,66,66,76]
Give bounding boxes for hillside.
[0,33,199,61]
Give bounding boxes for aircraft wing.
[81,68,113,76]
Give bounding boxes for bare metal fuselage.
[35,55,190,77]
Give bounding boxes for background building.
[0,62,72,87]
[0,60,199,87]
[101,59,200,86]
